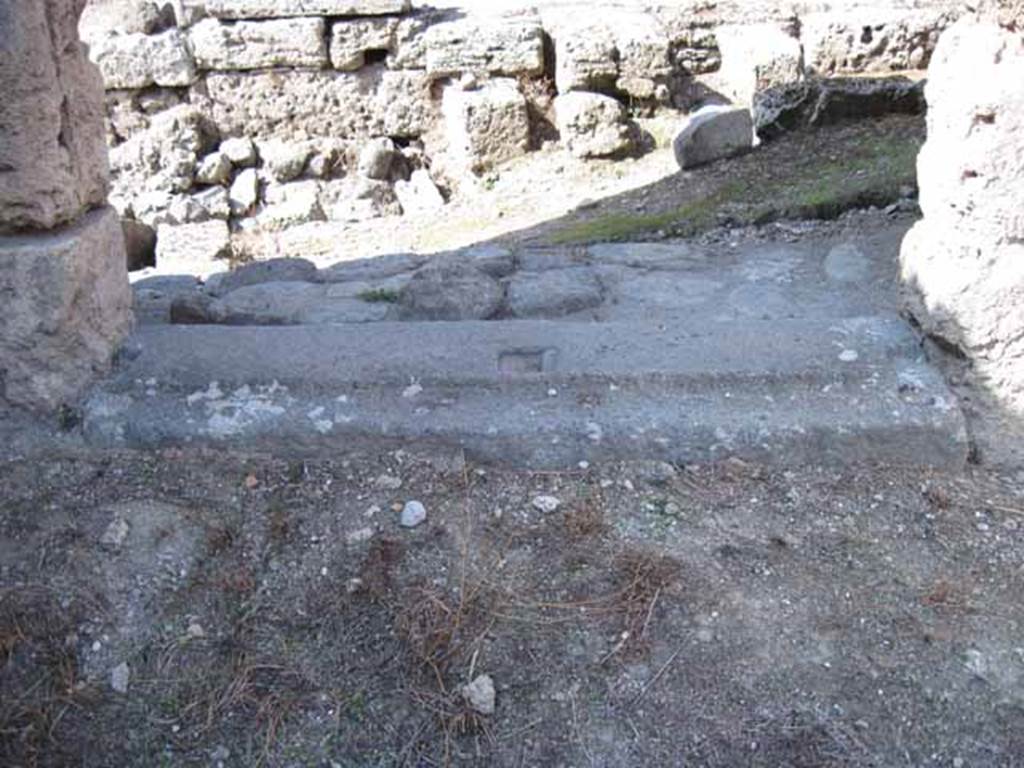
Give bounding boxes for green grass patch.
[357,288,401,304]
[549,182,743,244]
[550,126,922,245]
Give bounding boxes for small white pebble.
[532,495,561,514]
[461,674,496,715]
[400,500,427,528]
[100,518,130,550]
[110,662,130,694]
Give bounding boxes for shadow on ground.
[507,115,923,248]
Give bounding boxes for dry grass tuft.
[215,566,257,596]
[399,581,495,765]
[395,558,495,759]
[359,537,405,601]
[614,549,682,654]
[923,485,952,510]
[154,630,314,765]
[920,579,977,615]
[205,523,237,556]
[397,582,489,686]
[0,586,100,766]
[563,495,608,539]
[267,500,292,545]
[409,686,493,753]
[201,652,311,759]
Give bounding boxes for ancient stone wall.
[0,0,133,411]
[79,0,961,273]
[900,3,1024,416]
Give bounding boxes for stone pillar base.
[0,207,133,410]
[900,18,1024,416]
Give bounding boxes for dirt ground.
[3,445,1024,767]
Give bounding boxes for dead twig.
[639,587,661,642]
[497,718,543,742]
[629,648,682,707]
[597,631,632,666]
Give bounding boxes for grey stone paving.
[134,219,906,326]
[91,218,968,468]
[82,316,966,467]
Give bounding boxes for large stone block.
[357,137,398,180]
[555,92,634,159]
[507,268,604,318]
[673,105,753,169]
[229,169,260,215]
[0,207,132,410]
[661,23,720,77]
[89,29,198,89]
[554,31,619,95]
[546,9,675,102]
[258,138,313,182]
[614,19,675,101]
[393,170,444,216]
[204,257,317,297]
[802,9,956,75]
[80,1,176,42]
[753,76,926,138]
[259,181,325,231]
[202,0,410,18]
[189,17,328,71]
[900,19,1024,414]
[399,262,503,321]
[199,68,434,139]
[442,80,531,173]
[0,0,110,233]
[424,18,545,79]
[386,15,432,70]
[330,18,399,71]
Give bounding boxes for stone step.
[83,315,968,468]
